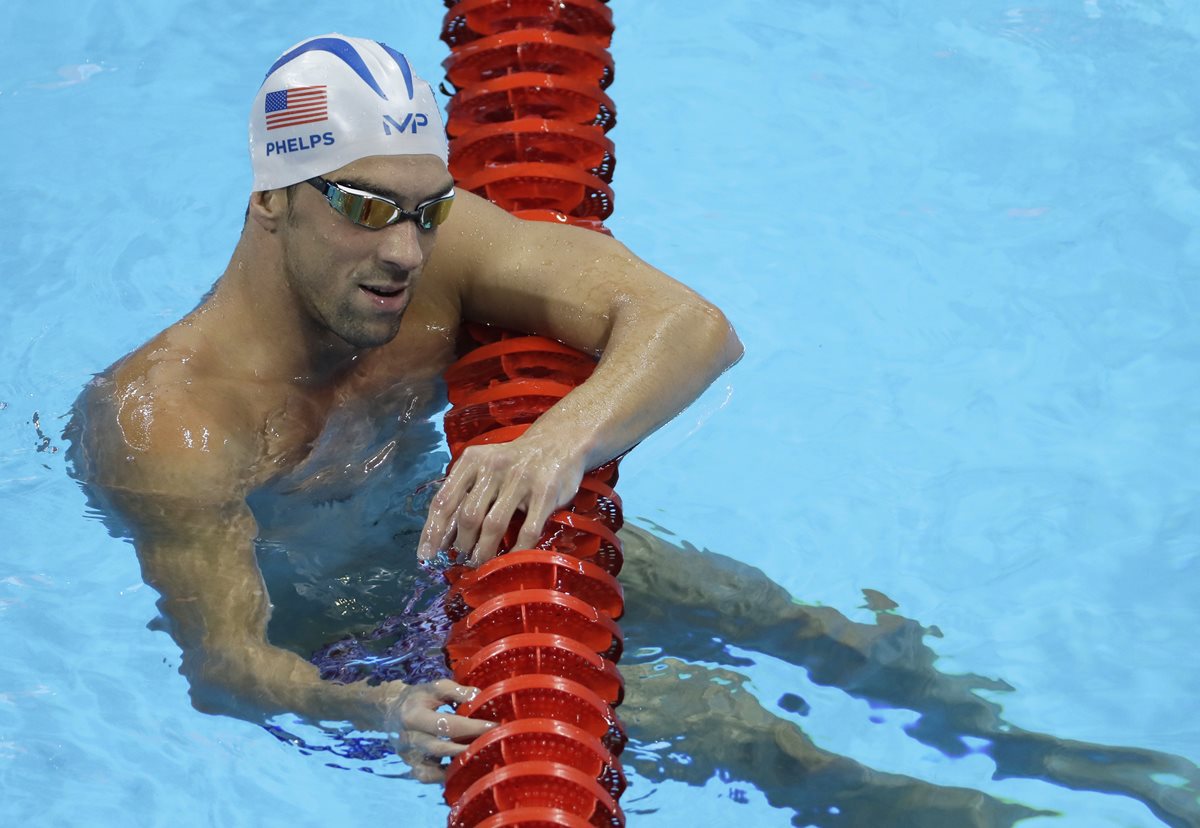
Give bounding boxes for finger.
[442,713,496,743]
[407,707,497,743]
[512,490,557,552]
[428,679,482,705]
[425,515,459,564]
[453,473,502,562]
[409,681,497,741]
[392,739,453,783]
[405,691,494,734]
[418,486,463,560]
[471,489,526,566]
[418,466,476,560]
[408,760,447,784]
[403,731,472,759]
[418,506,453,562]
[397,715,490,752]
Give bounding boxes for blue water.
[3,1,1199,826]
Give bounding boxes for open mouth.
[360,284,404,298]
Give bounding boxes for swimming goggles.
[306,177,455,231]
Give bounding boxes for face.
[277,154,454,350]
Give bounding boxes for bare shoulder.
[73,335,258,503]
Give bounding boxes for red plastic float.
[457,161,613,218]
[454,632,624,705]
[446,73,616,137]
[442,0,614,47]
[445,549,625,619]
[448,761,621,828]
[444,589,623,665]
[437,2,626,825]
[472,809,597,828]
[444,30,614,90]
[444,719,625,804]
[455,674,627,754]
[444,336,597,399]
[449,118,615,182]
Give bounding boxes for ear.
[247,188,289,232]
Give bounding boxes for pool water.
[2,1,1199,826]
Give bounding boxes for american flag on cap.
[264,86,328,130]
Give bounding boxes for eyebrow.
[334,177,455,206]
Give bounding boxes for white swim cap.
[249,34,448,192]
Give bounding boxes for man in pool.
[71,33,740,777]
[72,34,1188,825]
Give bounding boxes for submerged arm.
[85,391,489,780]
[419,191,744,563]
[128,492,390,725]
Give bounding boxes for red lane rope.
[436,2,626,826]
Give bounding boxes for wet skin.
[68,152,1199,824]
[70,152,741,781]
[74,383,1198,826]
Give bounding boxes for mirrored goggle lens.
[330,187,454,230]
[327,189,373,226]
[417,195,454,230]
[354,196,403,229]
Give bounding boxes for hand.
[417,436,586,567]
[384,679,496,783]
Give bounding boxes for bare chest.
[251,313,458,487]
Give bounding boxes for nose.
[375,219,426,273]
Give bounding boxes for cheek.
[417,230,440,265]
[282,241,342,316]
[286,224,349,281]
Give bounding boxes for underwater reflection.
[615,531,1200,828]
[254,442,1198,826]
[71,399,1200,827]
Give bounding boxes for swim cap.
[249,34,448,191]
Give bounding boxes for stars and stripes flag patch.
[264,86,328,130]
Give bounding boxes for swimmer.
[67,33,741,781]
[67,33,1199,825]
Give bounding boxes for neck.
[201,224,360,386]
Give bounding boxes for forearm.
[451,199,742,467]
[184,637,397,731]
[183,636,492,782]
[426,205,743,561]
[94,421,489,773]
[523,290,742,471]
[128,507,400,732]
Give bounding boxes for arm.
[85,390,490,780]
[418,191,743,563]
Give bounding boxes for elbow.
[616,285,744,376]
[188,684,245,719]
[691,298,744,374]
[185,671,250,720]
[182,656,251,719]
[179,646,280,723]
[720,312,745,371]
